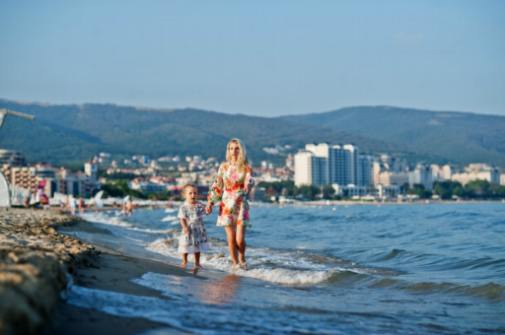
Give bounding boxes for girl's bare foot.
[239,262,248,271]
[181,261,187,269]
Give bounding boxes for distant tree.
[433,181,463,200]
[297,185,320,200]
[408,184,432,199]
[322,185,335,199]
[101,180,146,199]
[464,180,491,198]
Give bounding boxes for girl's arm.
[180,218,189,235]
[177,206,189,234]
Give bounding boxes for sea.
[61,202,505,334]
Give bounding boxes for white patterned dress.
[177,202,210,254]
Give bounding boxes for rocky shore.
[0,208,98,335]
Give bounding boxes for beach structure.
[0,109,34,207]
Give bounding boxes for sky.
[0,0,504,117]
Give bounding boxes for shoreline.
[42,247,189,335]
[0,208,98,335]
[255,199,505,207]
[1,207,187,335]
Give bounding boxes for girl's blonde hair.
[181,183,197,199]
[225,138,248,170]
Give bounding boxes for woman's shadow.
[197,274,241,305]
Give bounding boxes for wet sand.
[0,208,186,335]
[43,248,191,335]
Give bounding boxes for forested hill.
[1,99,504,166]
[0,99,392,164]
[280,106,505,166]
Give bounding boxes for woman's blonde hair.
[225,138,248,169]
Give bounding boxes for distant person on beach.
[78,197,85,213]
[122,196,134,216]
[178,184,210,275]
[68,196,77,215]
[206,138,254,271]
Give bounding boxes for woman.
[206,138,254,270]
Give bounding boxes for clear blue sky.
[1,0,504,116]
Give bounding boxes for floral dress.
[177,202,210,254]
[208,162,254,227]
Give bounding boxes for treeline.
[257,181,337,200]
[258,180,505,201]
[411,180,505,200]
[100,180,179,201]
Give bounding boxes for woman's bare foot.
[192,265,201,275]
[181,261,187,269]
[239,262,248,271]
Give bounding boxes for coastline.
[0,208,97,335]
[42,247,189,335]
[0,208,189,335]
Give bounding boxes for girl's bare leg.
[224,225,239,266]
[236,224,246,265]
[181,253,188,268]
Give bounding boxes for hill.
[1,99,504,166]
[280,106,505,166]
[0,99,393,165]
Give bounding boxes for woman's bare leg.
[194,252,201,267]
[236,224,246,265]
[224,225,238,265]
[193,252,201,274]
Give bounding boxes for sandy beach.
[0,208,194,335]
[42,248,190,335]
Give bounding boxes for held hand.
[205,203,213,215]
[182,226,189,235]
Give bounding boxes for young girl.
[178,184,210,274]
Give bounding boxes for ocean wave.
[79,211,133,228]
[370,278,505,302]
[80,211,176,234]
[146,237,394,286]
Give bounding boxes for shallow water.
[64,203,505,334]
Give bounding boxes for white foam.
[80,211,133,228]
[146,237,337,285]
[79,211,175,234]
[161,214,178,223]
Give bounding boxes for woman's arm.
[244,164,255,194]
[207,163,225,205]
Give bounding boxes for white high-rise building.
[294,151,313,187]
[305,143,330,158]
[294,143,367,187]
[410,164,433,189]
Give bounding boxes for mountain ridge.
[1,98,504,166]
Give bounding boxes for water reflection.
[197,274,240,305]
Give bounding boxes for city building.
[294,143,370,187]
[410,164,433,189]
[451,164,501,185]
[0,149,27,166]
